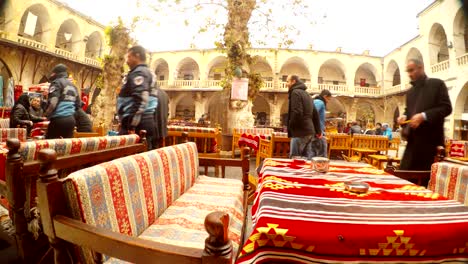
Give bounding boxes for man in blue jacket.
[117,45,156,149]
[313,89,332,157]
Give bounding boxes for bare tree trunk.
[91,24,130,130]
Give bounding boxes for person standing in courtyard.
[45,64,80,139]
[312,89,332,157]
[398,59,452,170]
[117,45,155,149]
[153,81,169,148]
[286,75,321,159]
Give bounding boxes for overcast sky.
[59,0,434,56]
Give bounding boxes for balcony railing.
[457,53,468,66]
[173,80,202,88]
[156,80,168,88]
[54,48,79,61]
[84,57,100,67]
[204,80,221,88]
[355,86,381,96]
[17,36,47,50]
[318,84,348,93]
[431,60,450,73]
[263,81,274,89]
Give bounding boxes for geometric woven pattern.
[0,118,9,128]
[104,176,245,263]
[429,161,468,206]
[0,128,27,142]
[233,128,274,136]
[19,134,140,162]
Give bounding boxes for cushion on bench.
[233,128,273,136]
[0,128,27,142]
[0,118,9,128]
[429,162,468,206]
[104,176,244,263]
[64,143,200,262]
[19,134,140,162]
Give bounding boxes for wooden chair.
[256,134,290,167]
[73,123,106,138]
[231,128,274,158]
[327,133,352,158]
[164,128,222,156]
[0,133,147,263]
[387,137,401,156]
[385,146,445,187]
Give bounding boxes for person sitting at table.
[11,94,44,134]
[348,121,362,135]
[74,103,93,133]
[382,123,393,140]
[29,97,44,122]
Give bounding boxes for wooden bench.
[73,123,106,138]
[232,128,274,158]
[37,142,250,264]
[164,126,222,156]
[256,132,290,167]
[350,134,388,160]
[327,133,352,158]
[0,133,147,262]
[387,137,401,156]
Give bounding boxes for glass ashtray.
[344,181,370,193]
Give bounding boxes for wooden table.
[351,147,378,161]
[236,158,468,263]
[368,154,400,169]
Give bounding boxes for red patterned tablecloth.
[238,133,266,151]
[236,159,468,264]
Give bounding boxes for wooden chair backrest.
[329,133,352,150]
[388,137,401,156]
[271,135,290,158]
[164,129,221,154]
[352,134,388,151]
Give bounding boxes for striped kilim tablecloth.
[236,159,468,264]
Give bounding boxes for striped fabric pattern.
[0,128,27,142]
[65,142,245,263]
[19,134,140,162]
[272,132,288,138]
[168,125,216,134]
[233,128,273,136]
[429,161,468,206]
[236,159,468,263]
[0,119,9,128]
[104,176,245,263]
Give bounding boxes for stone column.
[193,92,207,120]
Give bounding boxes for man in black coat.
[154,86,169,148]
[287,75,321,159]
[398,59,452,170]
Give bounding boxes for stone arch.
[355,100,377,126]
[206,92,228,128]
[153,59,169,81]
[406,47,424,66]
[385,60,401,87]
[174,93,195,120]
[279,56,310,82]
[175,57,200,80]
[18,3,51,43]
[85,31,103,58]
[206,56,227,80]
[327,97,347,118]
[0,58,13,106]
[252,95,270,126]
[453,81,468,122]
[318,59,346,85]
[250,56,274,81]
[354,62,379,87]
[453,7,468,57]
[428,23,449,64]
[55,18,82,54]
[384,98,400,125]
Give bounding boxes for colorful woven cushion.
[449,140,467,157]
[168,125,216,134]
[104,176,244,263]
[0,119,9,128]
[0,128,27,142]
[19,134,140,162]
[272,132,288,138]
[429,162,468,206]
[234,128,273,136]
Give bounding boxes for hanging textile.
[0,76,3,107]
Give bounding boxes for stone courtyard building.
[0,0,467,140]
